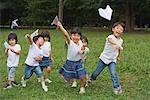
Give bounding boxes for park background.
[0,0,150,100]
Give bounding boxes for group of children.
[4,21,125,95]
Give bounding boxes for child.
[4,33,21,89]
[57,21,87,94]
[21,33,48,92]
[88,22,125,95]
[72,36,89,87]
[39,31,54,83]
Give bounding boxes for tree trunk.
[58,0,64,23]
[125,1,135,31]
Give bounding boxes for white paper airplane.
[30,29,39,40]
[51,16,59,25]
[4,41,10,49]
[98,5,113,21]
[11,19,18,29]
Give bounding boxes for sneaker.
[38,78,41,83]
[41,82,48,92]
[12,81,19,87]
[71,81,77,88]
[45,79,52,83]
[113,87,122,95]
[4,84,12,89]
[79,87,85,94]
[21,79,26,88]
[86,78,92,84]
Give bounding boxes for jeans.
[91,59,121,88]
[24,64,43,80]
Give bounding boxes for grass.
[0,29,150,100]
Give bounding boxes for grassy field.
[0,29,150,100]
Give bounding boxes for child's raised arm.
[57,21,70,44]
[108,37,123,50]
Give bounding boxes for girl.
[72,36,90,87]
[4,33,21,89]
[39,31,54,83]
[57,21,87,94]
[21,33,48,92]
[88,22,125,95]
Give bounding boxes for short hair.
[41,30,50,41]
[8,33,18,43]
[112,22,125,32]
[33,34,44,43]
[71,27,82,37]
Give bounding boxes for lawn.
[0,29,150,100]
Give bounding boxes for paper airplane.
[11,19,18,29]
[98,5,113,21]
[51,16,59,25]
[30,29,39,40]
[4,41,10,49]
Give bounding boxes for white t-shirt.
[41,41,51,57]
[67,40,83,61]
[100,35,123,64]
[81,47,89,62]
[7,44,21,67]
[25,43,43,66]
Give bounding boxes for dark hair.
[8,33,18,44]
[33,34,44,43]
[112,22,125,32]
[81,35,88,44]
[71,27,82,37]
[41,30,50,41]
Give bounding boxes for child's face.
[112,25,124,38]
[44,37,49,41]
[82,39,87,47]
[36,37,44,46]
[71,33,80,44]
[8,39,16,46]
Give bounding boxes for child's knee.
[47,67,51,73]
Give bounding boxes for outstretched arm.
[57,21,70,44]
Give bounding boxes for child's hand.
[117,56,120,62]
[81,46,85,51]
[34,56,42,61]
[51,58,55,64]
[5,49,8,54]
[114,45,120,50]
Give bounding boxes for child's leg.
[90,59,107,80]
[45,67,51,79]
[108,62,121,88]
[22,64,34,87]
[35,66,48,92]
[79,76,86,94]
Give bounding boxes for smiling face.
[112,24,124,38]
[8,39,16,46]
[71,33,80,44]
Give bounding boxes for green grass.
[0,29,150,100]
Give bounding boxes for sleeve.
[16,44,21,51]
[107,35,115,40]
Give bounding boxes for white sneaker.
[21,78,26,88]
[79,87,85,94]
[45,79,52,83]
[42,85,48,92]
[4,84,12,89]
[113,87,122,95]
[71,81,77,88]
[41,81,48,92]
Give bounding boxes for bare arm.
[117,49,121,62]
[57,21,70,44]
[50,52,54,63]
